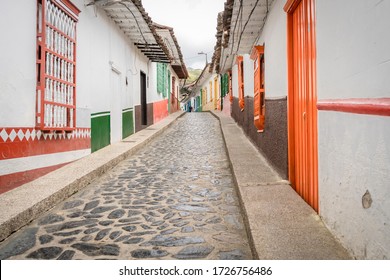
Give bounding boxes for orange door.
[285,0,318,211]
[237,56,245,111]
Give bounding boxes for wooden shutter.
[251,45,265,132]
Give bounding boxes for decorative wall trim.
[122,109,134,139]
[91,113,110,152]
[0,127,91,160]
[317,98,390,116]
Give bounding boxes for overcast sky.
[142,0,226,70]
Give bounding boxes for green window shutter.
[157,63,163,94]
[221,74,226,97]
[223,74,229,97]
[163,64,168,98]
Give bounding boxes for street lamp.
[198,51,208,65]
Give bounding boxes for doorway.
[140,71,147,126]
[286,0,318,211]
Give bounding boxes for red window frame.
[36,0,80,132]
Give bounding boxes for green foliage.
[187,67,203,83]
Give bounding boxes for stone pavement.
[0,113,252,260]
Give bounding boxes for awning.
[212,0,274,74]
[92,0,171,63]
[154,23,189,79]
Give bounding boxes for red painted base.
[0,162,70,194]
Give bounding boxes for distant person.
[189,106,193,112]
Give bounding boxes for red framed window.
[36,0,80,132]
[251,45,265,132]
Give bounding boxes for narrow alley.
[1,0,390,268]
[0,113,252,260]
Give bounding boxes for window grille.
[36,0,80,132]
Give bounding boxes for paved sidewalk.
[211,110,351,259]
[0,111,185,243]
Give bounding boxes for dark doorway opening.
[140,71,147,125]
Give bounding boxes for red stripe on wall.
[317,98,390,116]
[0,162,70,194]
[0,137,90,160]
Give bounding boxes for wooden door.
[237,56,245,111]
[285,0,318,211]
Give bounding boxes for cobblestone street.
[0,113,252,260]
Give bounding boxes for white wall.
[318,112,390,259]
[243,54,254,97]
[77,2,150,117]
[0,0,152,129]
[256,0,287,98]
[0,1,36,127]
[317,0,390,99]
[317,0,390,259]
[232,64,238,98]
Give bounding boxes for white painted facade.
[220,0,390,259]
[243,54,254,98]
[316,0,390,259]
[77,3,151,140]
[1,0,38,128]
[0,0,176,191]
[231,64,239,98]
[230,54,254,99]
[254,0,287,99]
[0,0,152,132]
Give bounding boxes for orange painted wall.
[153,99,169,123]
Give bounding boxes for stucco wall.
[317,0,390,259]
[318,112,390,259]
[255,0,287,98]
[243,54,254,98]
[317,0,390,100]
[0,1,37,127]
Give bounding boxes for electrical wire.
[230,0,243,56]
[117,0,149,47]
[251,0,270,50]
[236,0,261,53]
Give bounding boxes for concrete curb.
[0,111,185,242]
[210,110,351,259]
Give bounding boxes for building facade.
[0,0,187,193]
[212,0,390,259]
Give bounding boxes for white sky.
[142,0,226,70]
